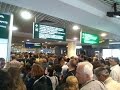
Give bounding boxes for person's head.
[8,67,21,79]
[76,62,93,84]
[58,56,65,66]
[109,57,119,66]
[68,59,77,69]
[92,61,102,69]
[66,76,78,86]
[64,76,79,90]
[0,58,5,69]
[31,64,44,77]
[0,70,11,90]
[47,66,54,76]
[11,55,16,60]
[94,67,109,82]
[8,67,25,90]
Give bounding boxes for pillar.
[67,42,76,58]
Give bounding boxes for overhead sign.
[25,42,42,48]
[0,13,10,39]
[33,23,66,41]
[81,32,99,44]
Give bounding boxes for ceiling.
[0,1,120,47]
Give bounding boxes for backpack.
[33,75,53,90]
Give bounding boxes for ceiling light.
[22,41,24,42]
[21,11,32,20]
[58,41,62,42]
[100,33,107,37]
[115,15,120,18]
[109,39,113,42]
[10,26,18,31]
[73,25,80,30]
[26,39,30,41]
[73,37,78,40]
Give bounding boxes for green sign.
[33,23,66,41]
[81,32,99,44]
[0,13,10,39]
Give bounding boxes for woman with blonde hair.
[8,67,26,90]
[64,76,79,90]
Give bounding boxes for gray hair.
[78,61,93,78]
[94,67,109,77]
[110,57,119,64]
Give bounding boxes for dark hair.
[48,66,54,76]
[0,58,5,61]
[11,55,16,60]
[0,70,11,90]
[69,59,77,68]
[58,56,64,62]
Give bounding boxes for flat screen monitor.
[25,42,41,48]
[33,23,66,41]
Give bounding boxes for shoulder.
[81,80,106,90]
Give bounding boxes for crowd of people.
[0,52,120,90]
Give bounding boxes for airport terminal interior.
[0,0,120,90]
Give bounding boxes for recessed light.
[100,33,107,37]
[109,39,113,42]
[10,26,18,31]
[26,39,30,41]
[115,15,120,18]
[20,11,32,20]
[73,25,80,30]
[73,37,78,40]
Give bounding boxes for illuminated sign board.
[33,23,66,41]
[0,13,10,39]
[25,42,42,48]
[81,32,99,44]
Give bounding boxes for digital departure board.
[0,13,10,39]
[33,23,66,41]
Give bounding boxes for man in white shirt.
[95,67,120,90]
[109,57,120,82]
[76,61,106,90]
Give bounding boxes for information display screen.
[81,32,99,44]
[25,42,42,48]
[0,13,10,39]
[33,23,66,41]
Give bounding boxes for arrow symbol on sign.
[35,24,38,27]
